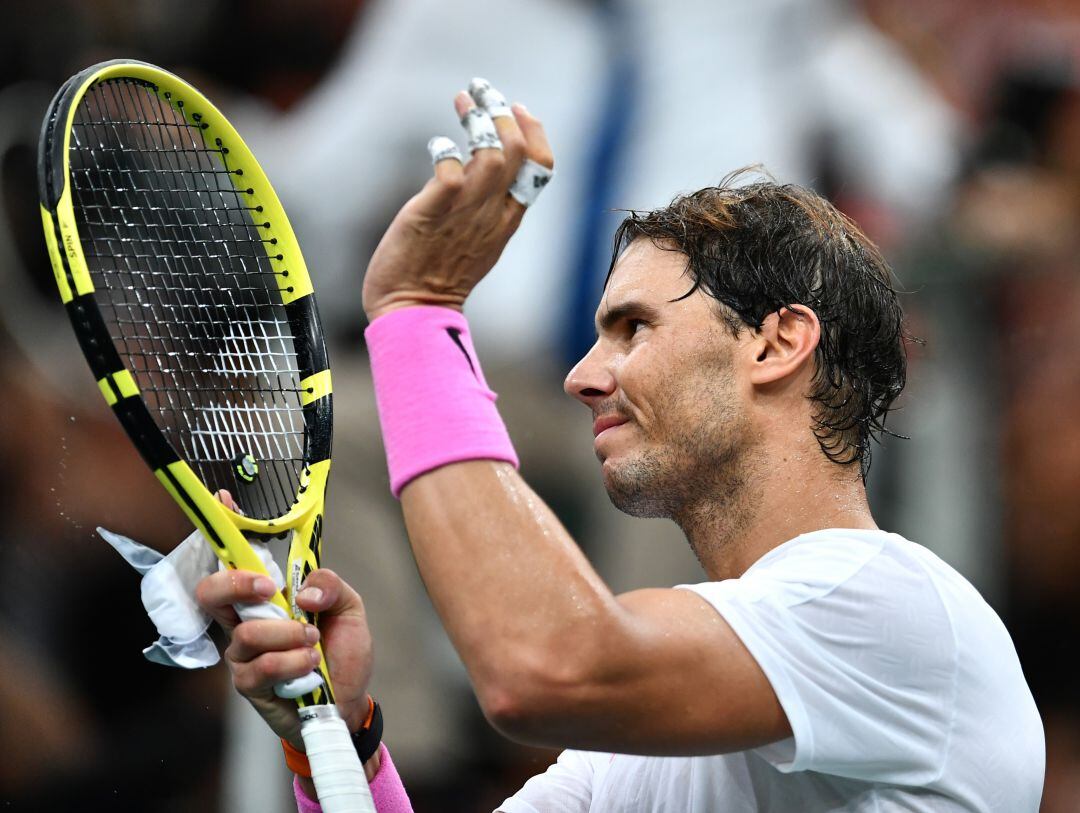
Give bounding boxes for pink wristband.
[293,743,413,813]
[293,775,321,813]
[369,744,413,812]
[365,306,518,497]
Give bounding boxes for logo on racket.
[234,452,259,483]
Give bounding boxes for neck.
[675,451,877,582]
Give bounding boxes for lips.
[592,415,629,437]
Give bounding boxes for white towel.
[98,526,284,669]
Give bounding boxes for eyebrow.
[595,300,661,336]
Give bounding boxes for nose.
[564,340,616,407]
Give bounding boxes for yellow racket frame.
[40,60,336,705]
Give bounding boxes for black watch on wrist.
[352,699,383,763]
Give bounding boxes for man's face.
[564,240,758,518]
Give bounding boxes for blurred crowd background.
[0,0,1077,810]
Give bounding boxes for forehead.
[597,240,697,318]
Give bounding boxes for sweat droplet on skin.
[494,466,522,507]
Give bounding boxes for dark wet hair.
[608,168,910,476]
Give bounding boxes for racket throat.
[285,511,324,619]
[290,557,307,620]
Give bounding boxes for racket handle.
[299,705,375,813]
[234,601,325,698]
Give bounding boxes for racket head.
[38,59,332,542]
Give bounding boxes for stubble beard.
[602,389,762,562]
[603,423,751,520]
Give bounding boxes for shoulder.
[681,531,963,780]
[679,530,1039,788]
[687,530,978,654]
[686,528,956,611]
[742,529,890,603]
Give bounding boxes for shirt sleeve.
[496,749,596,813]
[681,534,957,787]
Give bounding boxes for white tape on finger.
[509,159,554,207]
[468,77,512,118]
[461,107,502,152]
[427,135,463,165]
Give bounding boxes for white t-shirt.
[498,529,1044,812]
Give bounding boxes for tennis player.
[197,81,1044,811]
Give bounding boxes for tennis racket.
[38,59,373,812]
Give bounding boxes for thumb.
[295,568,365,620]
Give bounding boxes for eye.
[627,318,647,336]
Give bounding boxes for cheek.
[639,345,740,429]
[618,346,687,424]
[616,348,657,404]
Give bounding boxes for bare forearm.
[396,463,779,754]
[400,460,618,694]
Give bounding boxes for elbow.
[473,640,605,744]
[476,680,539,741]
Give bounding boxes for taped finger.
[427,135,463,165]
[461,107,503,153]
[468,77,512,118]
[513,103,555,169]
[509,158,555,207]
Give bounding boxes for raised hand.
[362,79,555,321]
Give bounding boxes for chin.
[601,455,674,519]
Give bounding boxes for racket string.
[143,80,304,516]
[69,77,309,519]
[86,83,239,466]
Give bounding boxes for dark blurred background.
[1,0,1077,810]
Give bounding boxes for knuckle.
[230,625,253,651]
[533,149,555,169]
[233,671,255,694]
[506,206,526,229]
[473,149,505,174]
[226,642,252,671]
[253,653,281,681]
[292,621,309,644]
[440,172,465,193]
[226,569,249,595]
[502,132,525,155]
[195,571,229,607]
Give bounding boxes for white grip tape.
[468,77,512,118]
[234,601,324,698]
[509,159,554,207]
[428,136,463,165]
[461,107,502,152]
[300,706,375,813]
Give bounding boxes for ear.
[747,306,821,386]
